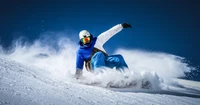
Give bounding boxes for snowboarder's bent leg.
[105,54,128,71]
[91,52,106,71]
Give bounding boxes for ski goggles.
[81,37,90,44]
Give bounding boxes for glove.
[121,23,131,28]
[75,70,83,79]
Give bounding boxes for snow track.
[0,57,200,105]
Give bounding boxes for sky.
[0,0,199,80]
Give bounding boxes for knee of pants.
[94,52,105,57]
[92,52,105,60]
[91,52,106,68]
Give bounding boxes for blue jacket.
[76,24,123,71]
[76,37,97,70]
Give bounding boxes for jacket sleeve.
[76,51,84,71]
[96,24,123,46]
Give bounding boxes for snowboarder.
[75,23,132,79]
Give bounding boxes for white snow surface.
[0,37,200,105]
[0,57,200,105]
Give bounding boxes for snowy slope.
[0,57,200,105]
[176,79,200,89]
[1,37,200,105]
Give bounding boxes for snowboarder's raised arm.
[97,23,131,46]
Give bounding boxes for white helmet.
[79,30,91,40]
